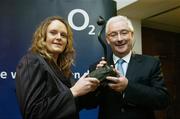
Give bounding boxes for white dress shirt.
[113,51,132,76]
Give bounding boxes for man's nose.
[117,33,123,41]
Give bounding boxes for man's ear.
[131,32,136,48]
[131,32,134,39]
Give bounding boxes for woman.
[15,16,100,119]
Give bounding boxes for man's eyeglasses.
[107,30,131,39]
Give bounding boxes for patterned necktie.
[117,59,125,76]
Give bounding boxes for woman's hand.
[70,73,100,97]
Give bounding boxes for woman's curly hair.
[29,16,75,78]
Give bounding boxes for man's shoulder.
[132,53,160,62]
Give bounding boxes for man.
[88,15,170,119]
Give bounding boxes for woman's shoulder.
[18,51,45,66]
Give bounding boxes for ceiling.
[114,0,180,33]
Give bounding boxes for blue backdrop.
[0,0,116,118]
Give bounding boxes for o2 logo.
[68,9,95,35]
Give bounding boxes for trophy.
[88,16,117,83]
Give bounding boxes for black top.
[15,52,79,119]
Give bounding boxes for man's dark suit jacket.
[15,52,79,119]
[88,53,170,119]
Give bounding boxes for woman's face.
[46,20,68,58]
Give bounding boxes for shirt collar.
[113,51,132,64]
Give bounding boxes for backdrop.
[0,0,116,118]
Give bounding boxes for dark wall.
[142,27,180,119]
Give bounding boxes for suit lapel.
[108,53,140,80]
[48,61,72,88]
[126,54,142,81]
[36,54,72,88]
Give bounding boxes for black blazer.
[89,53,170,119]
[15,52,79,119]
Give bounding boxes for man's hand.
[96,57,107,69]
[106,76,128,92]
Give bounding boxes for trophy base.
[88,65,117,82]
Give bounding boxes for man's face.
[106,20,134,57]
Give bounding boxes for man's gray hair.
[105,15,134,34]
